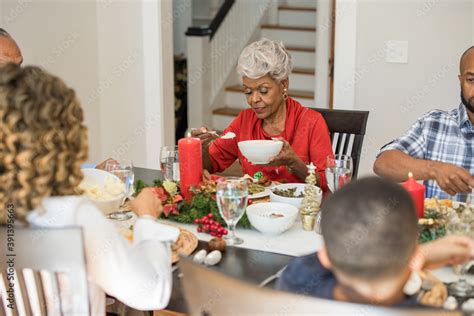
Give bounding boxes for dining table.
[108,167,474,314]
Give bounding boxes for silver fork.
[259,265,287,287]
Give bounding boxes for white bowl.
[79,168,125,215]
[237,140,283,164]
[270,183,322,209]
[246,202,298,235]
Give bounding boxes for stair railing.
[186,0,275,128]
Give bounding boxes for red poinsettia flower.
[150,187,169,202]
[173,194,183,204]
[163,203,179,217]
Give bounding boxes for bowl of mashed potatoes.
[79,168,125,215]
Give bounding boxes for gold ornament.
[300,163,321,231]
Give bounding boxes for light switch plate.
[385,40,409,64]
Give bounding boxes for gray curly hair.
[236,38,293,81]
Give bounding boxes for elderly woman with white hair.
[194,38,333,191]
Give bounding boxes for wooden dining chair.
[313,108,369,178]
[0,226,90,315]
[179,257,461,316]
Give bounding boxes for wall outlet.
[385,40,409,64]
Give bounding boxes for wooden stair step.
[225,85,314,99]
[278,5,316,12]
[261,24,316,32]
[213,107,242,117]
[286,46,316,53]
[293,67,315,75]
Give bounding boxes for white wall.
[1,1,102,162]
[1,0,174,168]
[173,0,192,56]
[334,0,473,176]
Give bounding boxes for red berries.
[248,199,253,205]
[195,213,228,238]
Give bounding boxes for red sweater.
[209,98,333,192]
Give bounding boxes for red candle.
[178,137,202,201]
[402,172,425,218]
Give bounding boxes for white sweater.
[26,196,179,315]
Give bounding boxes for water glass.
[325,154,353,192]
[105,159,134,221]
[446,222,474,297]
[216,177,248,245]
[160,146,180,181]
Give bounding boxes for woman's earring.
[283,88,288,100]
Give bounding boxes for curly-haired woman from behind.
[0,64,179,314]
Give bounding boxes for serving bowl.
[246,202,298,235]
[79,168,125,215]
[269,183,322,209]
[237,140,283,164]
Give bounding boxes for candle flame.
[408,172,413,178]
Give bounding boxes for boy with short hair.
[277,177,474,307]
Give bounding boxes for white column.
[142,0,175,169]
[333,0,357,110]
[315,0,332,108]
[186,35,211,128]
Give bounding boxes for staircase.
[212,0,317,131]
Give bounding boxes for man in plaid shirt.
[374,47,474,201]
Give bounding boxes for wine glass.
[216,177,248,245]
[160,146,180,181]
[447,222,474,297]
[325,154,353,193]
[105,159,134,221]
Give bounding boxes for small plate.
[249,188,271,199]
[249,161,270,165]
[171,227,198,263]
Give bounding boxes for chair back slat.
[40,270,61,314]
[0,227,89,315]
[15,269,32,316]
[351,135,365,177]
[22,269,46,316]
[1,272,19,316]
[333,132,343,155]
[341,133,353,157]
[313,108,369,178]
[179,257,461,315]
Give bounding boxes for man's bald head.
[459,46,474,75]
[0,28,22,66]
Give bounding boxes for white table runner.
[157,218,324,257]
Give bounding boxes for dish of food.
[248,187,271,199]
[80,175,124,201]
[171,227,198,263]
[246,202,298,235]
[249,183,265,195]
[418,198,472,243]
[120,224,197,264]
[272,187,304,198]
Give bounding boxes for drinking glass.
[325,154,353,193]
[447,222,474,297]
[105,159,134,221]
[160,146,180,181]
[216,177,248,245]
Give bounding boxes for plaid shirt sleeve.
[377,117,426,159]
